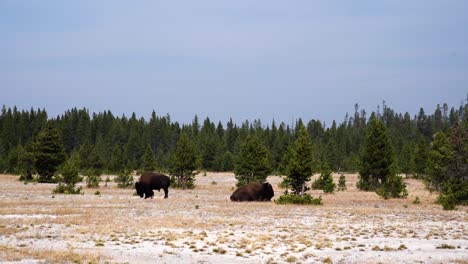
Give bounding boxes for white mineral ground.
[0,173,466,264]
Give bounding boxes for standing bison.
[230,182,274,202]
[135,172,170,199]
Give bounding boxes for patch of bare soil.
[0,173,467,263]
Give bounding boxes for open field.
[0,173,467,264]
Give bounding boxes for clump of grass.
[94,190,101,195]
[211,181,217,185]
[275,194,322,205]
[372,245,382,251]
[95,239,105,247]
[398,244,407,250]
[436,244,455,249]
[412,196,421,204]
[195,205,199,209]
[383,245,394,251]
[285,256,297,263]
[323,257,333,264]
[213,247,226,254]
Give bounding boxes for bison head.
[135,182,144,198]
[261,182,274,201]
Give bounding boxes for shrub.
[114,170,134,188]
[412,196,421,204]
[437,179,468,210]
[437,193,457,210]
[278,177,290,189]
[53,160,82,194]
[53,183,83,194]
[275,193,322,205]
[85,170,100,188]
[311,165,335,193]
[376,175,408,199]
[104,176,111,187]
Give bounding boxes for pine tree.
[109,146,125,173]
[414,137,430,177]
[77,143,93,170]
[33,125,67,183]
[428,119,468,209]
[284,125,315,196]
[88,146,104,176]
[53,160,83,194]
[234,135,271,186]
[18,142,34,181]
[337,173,347,191]
[6,146,20,174]
[220,151,234,171]
[399,142,416,177]
[169,133,199,189]
[140,144,156,172]
[311,164,336,193]
[358,117,407,198]
[426,132,453,191]
[199,118,217,170]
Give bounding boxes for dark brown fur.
[135,172,170,199]
[230,182,274,202]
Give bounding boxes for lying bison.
[230,182,274,202]
[135,172,170,199]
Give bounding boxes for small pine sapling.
[337,174,347,191]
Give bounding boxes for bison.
[230,182,274,202]
[135,172,170,199]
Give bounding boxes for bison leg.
[144,189,154,199]
[163,187,168,199]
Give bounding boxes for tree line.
[0,101,466,177]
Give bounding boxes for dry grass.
[0,173,467,263]
[0,244,106,263]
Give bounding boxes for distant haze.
[1,1,467,125]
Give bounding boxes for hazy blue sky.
[1,1,467,125]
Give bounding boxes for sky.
[1,0,467,126]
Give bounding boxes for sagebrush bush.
[53,183,82,194]
[86,171,100,188]
[275,193,322,205]
[114,170,134,188]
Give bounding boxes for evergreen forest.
[1,100,466,177]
